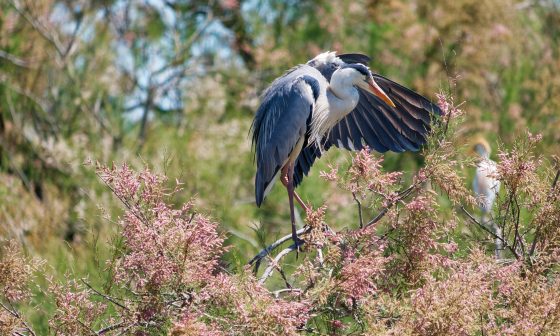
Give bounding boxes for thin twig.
[461,206,520,260]
[9,0,65,55]
[115,323,136,336]
[151,8,214,78]
[81,279,129,311]
[352,191,364,228]
[0,50,34,68]
[258,245,297,284]
[0,301,36,336]
[96,321,126,335]
[277,266,292,289]
[365,183,418,227]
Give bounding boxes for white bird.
[472,138,502,257]
[251,52,441,246]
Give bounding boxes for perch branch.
[248,227,310,270]
[253,179,423,283]
[273,288,302,298]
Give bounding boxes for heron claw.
[292,236,305,259]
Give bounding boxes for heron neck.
[309,70,359,149]
[326,77,359,126]
[477,149,490,159]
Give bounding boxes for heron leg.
[281,171,309,212]
[283,164,305,252]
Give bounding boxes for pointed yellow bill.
[366,77,396,108]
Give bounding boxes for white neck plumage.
[309,68,360,150]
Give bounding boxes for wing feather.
[251,66,321,206]
[294,53,442,188]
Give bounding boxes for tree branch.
[0,50,35,68]
[9,0,66,56]
[352,190,363,228]
[258,245,297,284]
[461,206,520,260]
[0,301,36,336]
[81,279,129,311]
[273,288,302,298]
[96,321,126,335]
[366,183,418,228]
[248,226,310,271]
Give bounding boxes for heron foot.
[292,236,305,259]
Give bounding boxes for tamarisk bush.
[1,94,560,335]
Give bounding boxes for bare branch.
[0,50,35,68]
[248,227,310,270]
[0,301,36,336]
[81,279,129,311]
[151,7,214,78]
[258,245,297,284]
[366,183,418,228]
[461,206,520,260]
[9,0,66,56]
[273,288,302,298]
[96,321,126,335]
[352,190,363,228]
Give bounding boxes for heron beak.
[364,77,396,108]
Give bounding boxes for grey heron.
[472,137,502,258]
[251,51,441,246]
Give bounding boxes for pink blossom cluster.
[48,278,107,335]
[436,92,464,119]
[96,163,310,334]
[497,144,541,194]
[338,244,387,301]
[3,116,560,335]
[0,241,35,303]
[348,149,402,197]
[186,273,310,335]
[98,164,224,292]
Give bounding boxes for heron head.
[470,136,491,158]
[342,64,396,108]
[474,144,490,158]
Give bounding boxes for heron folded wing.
[251,70,320,206]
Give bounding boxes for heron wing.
[251,66,322,206]
[330,77,441,153]
[337,53,441,151]
[294,54,441,187]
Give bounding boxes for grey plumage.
[251,51,441,245]
[251,65,327,206]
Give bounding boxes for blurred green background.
[1,0,559,331]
